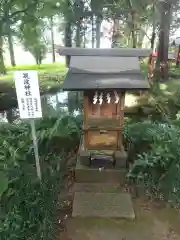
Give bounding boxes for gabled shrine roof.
[59,47,151,91]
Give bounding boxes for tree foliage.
[18,19,48,64]
[1,0,180,71]
[0,0,42,73]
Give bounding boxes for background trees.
[0,0,180,74]
[0,0,41,72]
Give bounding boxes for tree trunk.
[111,18,120,48]
[137,29,145,48]
[96,16,101,48]
[76,21,81,47]
[7,22,16,66]
[35,54,39,65]
[176,45,180,67]
[148,30,156,80]
[148,2,156,81]
[155,1,172,81]
[82,20,87,48]
[150,31,156,53]
[92,15,95,48]
[50,17,55,63]
[83,27,86,48]
[39,56,42,64]
[150,2,156,51]
[0,37,6,75]
[64,0,72,67]
[131,11,136,48]
[127,32,131,47]
[127,0,136,48]
[64,21,72,67]
[6,109,13,123]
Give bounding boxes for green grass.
[0,63,67,90]
[7,63,65,71]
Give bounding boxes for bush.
[133,82,180,122]
[0,115,81,240]
[126,119,180,204]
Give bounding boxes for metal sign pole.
[30,119,42,180]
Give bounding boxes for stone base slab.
[72,192,135,220]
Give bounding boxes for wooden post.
[83,92,88,149]
[117,91,125,151]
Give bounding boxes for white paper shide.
[92,91,119,104]
[14,71,42,119]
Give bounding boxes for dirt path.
[59,199,180,240]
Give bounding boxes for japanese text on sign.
[14,71,42,119]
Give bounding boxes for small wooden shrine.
[59,48,150,169]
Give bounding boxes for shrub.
[0,115,81,239]
[133,82,180,122]
[126,119,180,204]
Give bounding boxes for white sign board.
[14,71,42,119]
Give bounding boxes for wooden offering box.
[60,48,150,169]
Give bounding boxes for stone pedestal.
[72,157,135,220]
[114,150,128,168]
[75,156,126,183]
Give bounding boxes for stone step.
[72,192,135,219]
[75,157,126,183]
[72,183,125,193]
[75,167,126,183]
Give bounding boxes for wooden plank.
[58,47,151,57]
[87,145,117,150]
[83,126,123,131]
[89,150,114,155]
[87,131,117,150]
[87,117,120,127]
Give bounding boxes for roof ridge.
[58,47,151,57]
